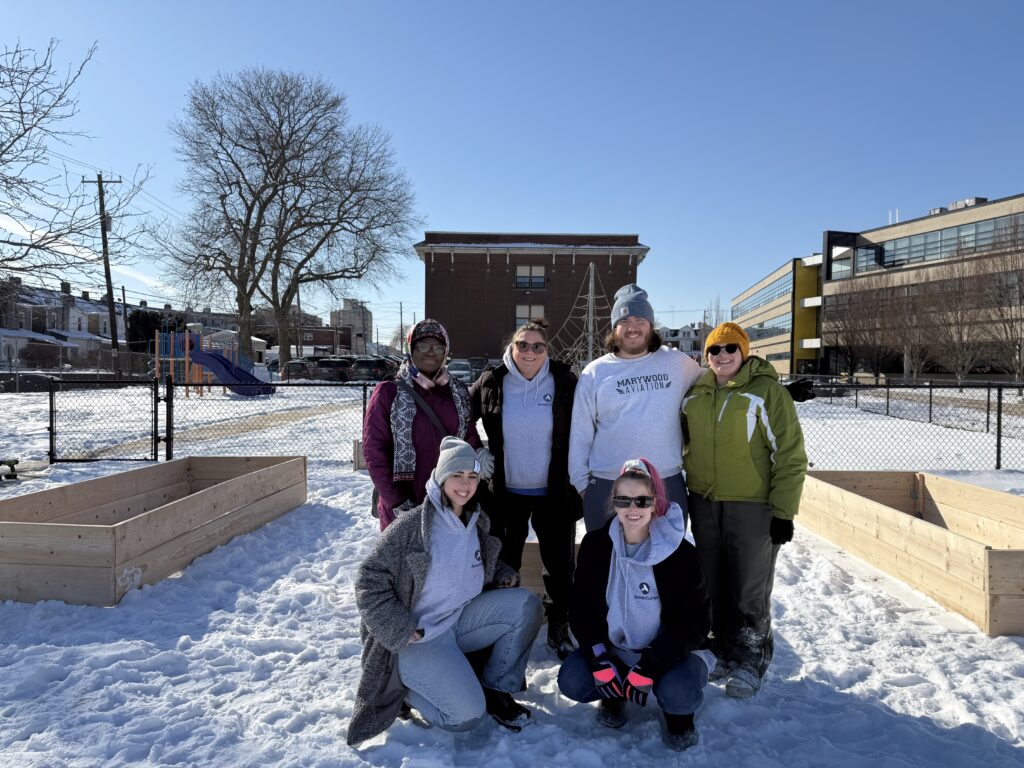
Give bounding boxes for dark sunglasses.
[514,340,548,354]
[707,343,740,356]
[612,495,656,509]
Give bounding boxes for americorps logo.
[639,582,651,595]
[474,550,481,561]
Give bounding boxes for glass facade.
[766,352,791,362]
[732,274,792,319]
[746,313,792,342]
[850,212,1024,276]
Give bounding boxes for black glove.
[770,517,794,545]
[784,378,816,402]
[622,663,653,707]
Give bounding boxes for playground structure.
[154,331,274,397]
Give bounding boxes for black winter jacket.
[470,360,582,519]
[569,518,711,680]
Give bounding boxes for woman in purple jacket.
[363,319,494,530]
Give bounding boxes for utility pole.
[84,173,122,376]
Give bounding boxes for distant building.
[330,299,373,354]
[415,232,647,359]
[659,323,704,360]
[730,255,823,376]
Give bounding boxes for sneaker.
[725,664,762,699]
[483,688,532,732]
[596,698,628,729]
[546,620,575,661]
[664,713,699,751]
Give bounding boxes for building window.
[745,314,792,342]
[766,352,791,362]
[77,318,82,332]
[515,265,545,289]
[732,274,792,319]
[303,332,313,342]
[515,304,544,328]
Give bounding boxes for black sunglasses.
[707,343,740,356]
[612,495,656,509]
[514,340,548,354]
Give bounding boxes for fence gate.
[48,379,160,462]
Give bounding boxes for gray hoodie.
[410,477,484,640]
[605,502,686,663]
[500,345,556,493]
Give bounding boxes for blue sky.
[8,1,1024,340]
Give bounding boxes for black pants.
[688,493,778,674]
[491,491,575,622]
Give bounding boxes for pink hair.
[612,457,670,517]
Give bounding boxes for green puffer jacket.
[682,356,807,519]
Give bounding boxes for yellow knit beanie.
[704,322,750,358]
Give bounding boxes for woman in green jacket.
[682,322,807,700]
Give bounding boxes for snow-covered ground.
[0,397,1022,767]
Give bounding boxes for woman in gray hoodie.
[347,437,543,746]
[557,458,714,752]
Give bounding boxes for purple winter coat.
[362,379,482,530]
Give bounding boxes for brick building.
[414,232,648,359]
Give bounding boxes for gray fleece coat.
[347,499,513,746]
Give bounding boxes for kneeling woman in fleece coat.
[557,458,714,752]
[347,437,544,746]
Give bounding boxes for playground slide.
[189,350,276,396]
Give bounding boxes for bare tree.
[0,40,149,278]
[885,279,931,381]
[167,68,418,361]
[389,323,411,354]
[919,251,985,387]
[979,217,1024,385]
[823,273,892,381]
[697,294,729,358]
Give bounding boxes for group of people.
[349,284,808,752]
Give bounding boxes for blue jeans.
[557,649,709,715]
[582,473,689,532]
[397,587,543,731]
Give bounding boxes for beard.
[615,327,651,356]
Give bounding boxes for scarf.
[390,359,472,481]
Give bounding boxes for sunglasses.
[612,495,656,509]
[413,342,445,354]
[707,343,740,356]
[514,340,548,354]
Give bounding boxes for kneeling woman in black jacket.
[557,458,714,751]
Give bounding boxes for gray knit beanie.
[431,436,481,486]
[611,284,656,328]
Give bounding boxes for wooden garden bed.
[0,456,307,606]
[799,471,1024,636]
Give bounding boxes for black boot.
[596,698,628,729]
[546,619,575,660]
[664,713,698,751]
[483,688,532,732]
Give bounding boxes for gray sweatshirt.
[569,347,703,492]
[500,346,555,493]
[605,502,686,664]
[410,478,484,640]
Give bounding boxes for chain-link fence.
[47,379,376,463]
[797,380,1024,471]
[42,376,1024,471]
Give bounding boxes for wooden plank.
[185,456,301,486]
[987,549,1024,594]
[0,460,187,524]
[808,471,917,514]
[48,481,192,526]
[114,481,307,601]
[920,474,1024,547]
[353,440,367,471]
[519,541,545,597]
[0,562,114,606]
[114,457,306,563]
[804,476,988,589]
[798,497,990,630]
[0,522,114,566]
[987,594,1024,636]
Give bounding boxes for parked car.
[447,359,474,384]
[468,357,489,380]
[314,356,355,381]
[280,360,316,381]
[349,357,393,381]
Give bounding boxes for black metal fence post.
[854,384,857,409]
[362,382,369,419]
[886,380,890,416]
[996,385,1003,470]
[165,375,174,461]
[47,376,57,464]
[986,386,992,433]
[928,384,933,424]
[152,377,160,461]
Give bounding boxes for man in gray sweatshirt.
[569,284,703,531]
